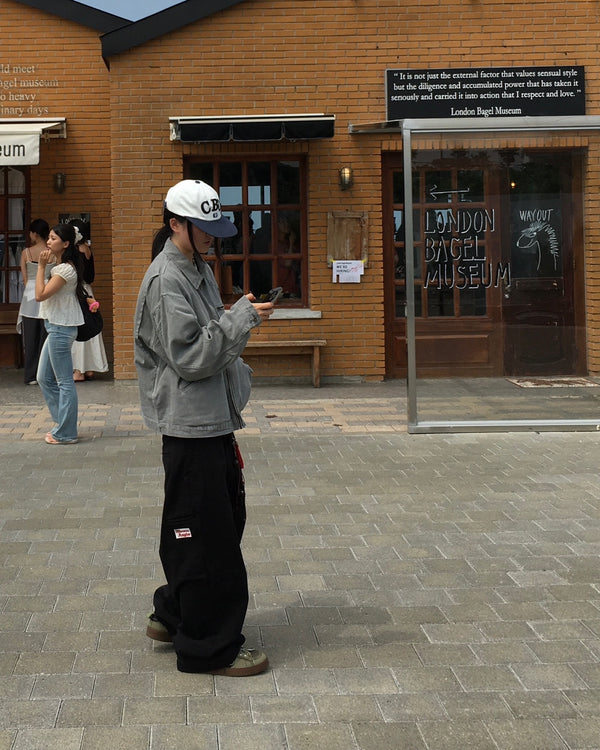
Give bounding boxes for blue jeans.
[37,322,79,442]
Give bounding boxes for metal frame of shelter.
[350,116,600,433]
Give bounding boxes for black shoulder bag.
[76,286,103,342]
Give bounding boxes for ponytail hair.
[151,206,222,261]
[151,207,184,259]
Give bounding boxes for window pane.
[393,171,420,203]
[458,169,484,202]
[414,285,422,317]
[413,208,421,243]
[6,166,25,195]
[9,269,23,302]
[459,285,486,316]
[219,163,242,205]
[393,209,403,242]
[394,246,405,280]
[393,171,403,203]
[277,160,300,204]
[425,170,452,202]
[393,208,421,242]
[188,162,214,184]
[413,172,421,202]
[395,286,406,317]
[413,244,422,278]
[249,261,272,297]
[228,259,244,293]
[248,162,271,205]
[276,210,301,252]
[8,198,24,230]
[251,211,272,254]
[276,210,300,298]
[427,284,454,317]
[220,210,244,256]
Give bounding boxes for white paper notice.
[332,260,364,283]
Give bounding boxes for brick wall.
[0,0,113,366]
[107,0,600,379]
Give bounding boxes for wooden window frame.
[185,155,308,306]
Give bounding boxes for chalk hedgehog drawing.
[516,220,560,272]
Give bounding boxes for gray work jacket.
[133,239,261,438]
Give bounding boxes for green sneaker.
[146,613,172,643]
[209,647,269,677]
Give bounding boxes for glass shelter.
[372,116,600,432]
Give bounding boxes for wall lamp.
[339,166,353,190]
[53,172,66,194]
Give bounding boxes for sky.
[77,0,182,21]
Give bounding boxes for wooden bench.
[244,339,326,387]
[0,311,23,368]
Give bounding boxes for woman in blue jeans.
[36,224,84,445]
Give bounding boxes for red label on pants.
[235,442,244,469]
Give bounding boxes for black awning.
[170,114,335,143]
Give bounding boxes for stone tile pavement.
[1,369,600,749]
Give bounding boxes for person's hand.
[246,293,275,322]
[38,249,52,267]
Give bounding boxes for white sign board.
[0,132,39,165]
[332,260,365,283]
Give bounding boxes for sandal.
[45,434,78,445]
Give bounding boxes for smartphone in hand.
[258,286,283,304]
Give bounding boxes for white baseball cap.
[164,180,237,238]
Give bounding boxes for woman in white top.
[35,224,84,444]
[17,219,52,384]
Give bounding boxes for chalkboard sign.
[386,66,585,119]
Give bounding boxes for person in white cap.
[134,180,275,676]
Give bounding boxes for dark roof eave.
[13,0,130,31]
[101,0,246,59]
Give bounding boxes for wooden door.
[502,151,583,375]
[384,151,504,378]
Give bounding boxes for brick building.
[1,0,599,386]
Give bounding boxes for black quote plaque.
[386,66,585,119]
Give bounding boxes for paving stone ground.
[1,369,599,750]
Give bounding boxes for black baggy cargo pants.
[153,433,248,673]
